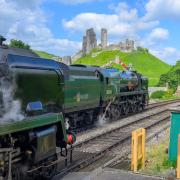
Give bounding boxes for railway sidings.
[53,99,180,179]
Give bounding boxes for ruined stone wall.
[119,39,135,52]
[82,28,97,55]
[62,56,72,65]
[82,36,87,56]
[101,28,107,48]
[82,28,135,56]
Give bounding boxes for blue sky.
[0,0,180,64]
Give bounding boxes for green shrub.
[163,89,174,98]
[137,46,149,53]
[9,39,30,50]
[151,90,166,99]
[162,157,176,168]
[158,61,180,90]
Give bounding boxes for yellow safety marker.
[131,128,146,172]
[177,134,180,178]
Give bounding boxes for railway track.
[147,99,180,109]
[76,99,179,145]
[53,99,179,179]
[104,122,170,170]
[75,99,180,134]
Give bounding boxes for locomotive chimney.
[0,36,6,46]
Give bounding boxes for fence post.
[142,128,146,169]
[131,128,146,172]
[177,134,180,178]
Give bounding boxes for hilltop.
[75,49,171,87]
[10,40,171,87]
[159,60,180,91]
[34,50,61,60]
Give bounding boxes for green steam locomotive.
[0,37,76,180]
[0,36,148,179]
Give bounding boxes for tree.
[137,46,149,53]
[9,39,30,50]
[176,69,180,85]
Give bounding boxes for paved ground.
[61,168,163,180]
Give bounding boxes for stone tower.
[82,28,97,55]
[82,36,87,56]
[125,39,134,51]
[101,28,107,48]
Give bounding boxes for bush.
[151,89,174,99]
[9,39,30,50]
[151,90,166,99]
[137,46,149,53]
[163,89,174,98]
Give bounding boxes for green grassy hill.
[34,50,61,59]
[75,49,171,86]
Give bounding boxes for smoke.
[96,113,107,126]
[0,75,24,123]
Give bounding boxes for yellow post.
[177,134,180,178]
[131,131,138,172]
[131,128,146,172]
[142,128,146,169]
[131,131,134,170]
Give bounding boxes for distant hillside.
[159,60,180,91]
[75,49,171,87]
[34,50,61,60]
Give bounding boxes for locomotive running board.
[0,113,64,136]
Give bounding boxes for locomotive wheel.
[136,103,141,112]
[134,103,139,112]
[107,105,120,120]
[104,108,110,120]
[84,112,93,125]
[118,105,123,117]
[112,105,121,120]
[131,103,136,113]
[141,103,145,110]
[122,102,129,115]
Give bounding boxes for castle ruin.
[119,39,134,52]
[79,28,135,59]
[82,28,134,54]
[101,28,107,48]
[82,28,97,55]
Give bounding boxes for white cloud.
[150,47,180,64]
[31,38,81,56]
[110,2,138,21]
[59,0,102,5]
[137,27,169,48]
[149,28,169,40]
[145,0,180,20]
[63,13,136,37]
[63,2,158,39]
[0,0,80,56]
